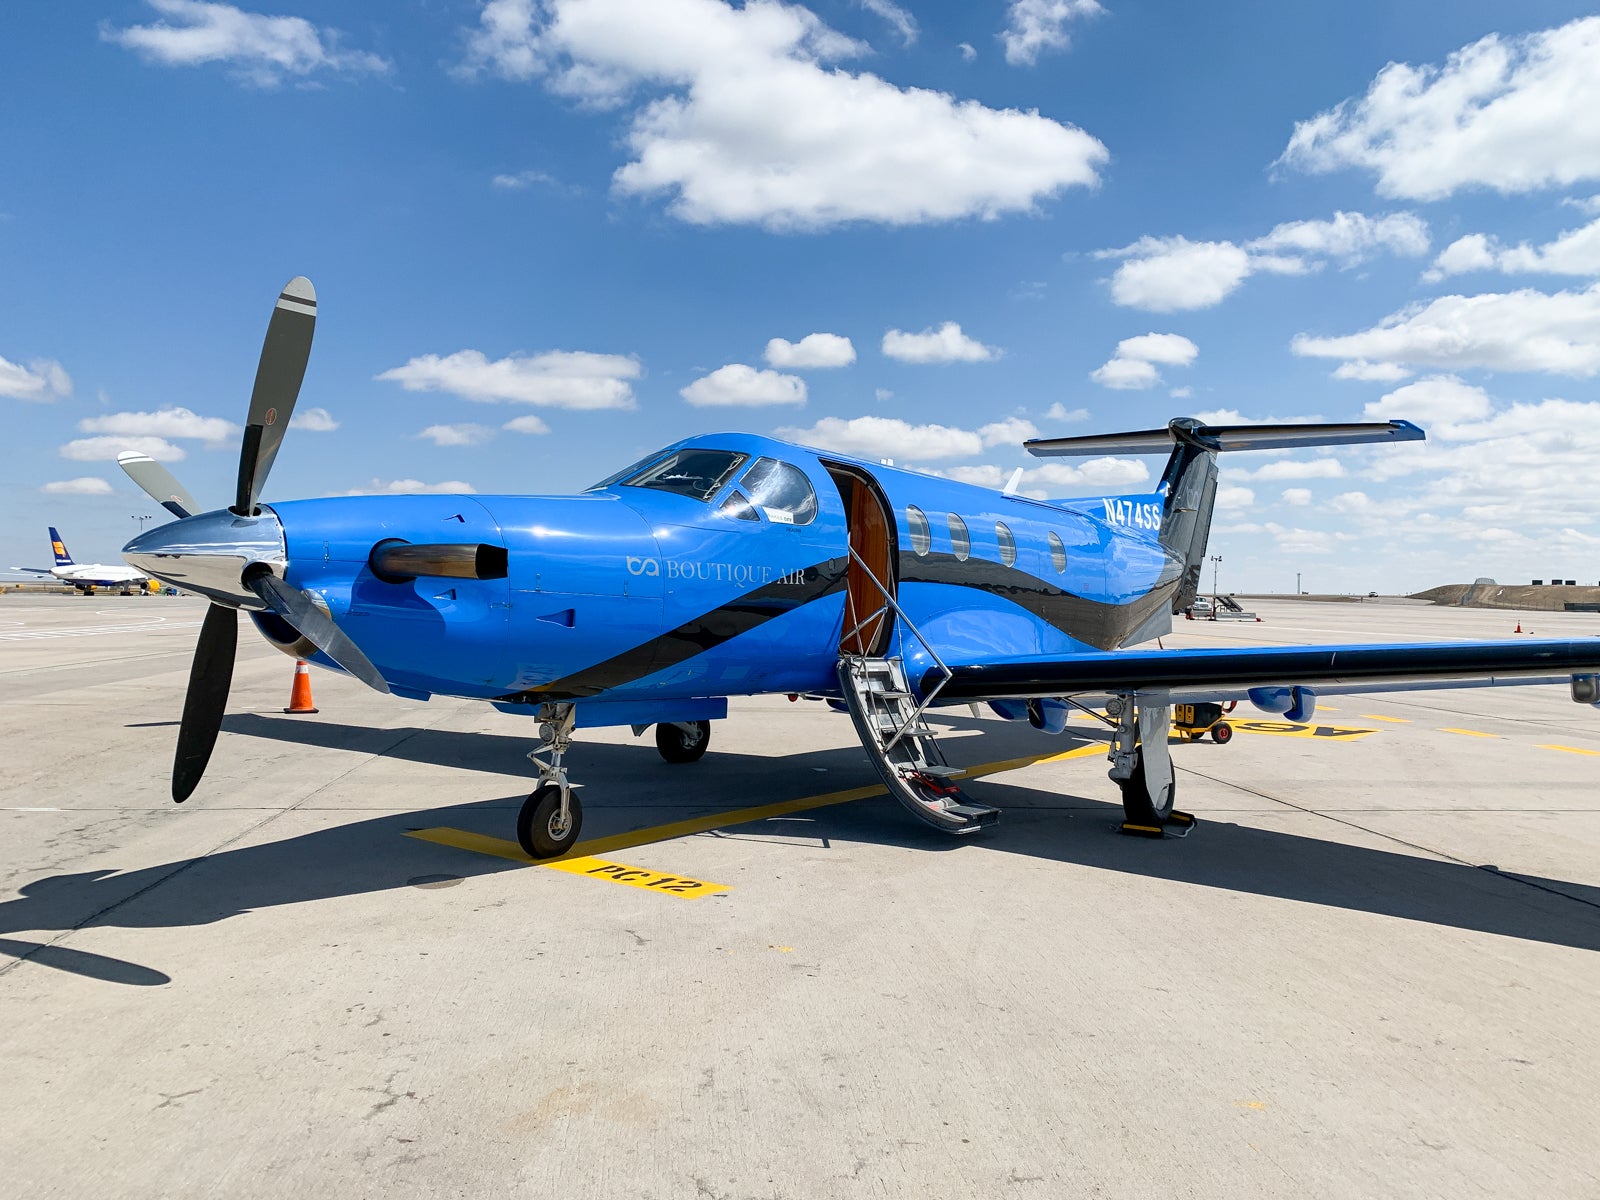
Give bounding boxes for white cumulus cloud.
[978,417,1040,446]
[289,406,338,432]
[1091,332,1198,390]
[457,0,1107,230]
[1044,403,1089,422]
[0,355,72,402]
[61,436,185,462]
[882,322,999,363]
[502,415,552,434]
[1281,488,1312,507]
[103,0,391,87]
[765,332,855,369]
[377,349,641,409]
[1423,215,1600,281]
[418,423,496,447]
[773,415,982,461]
[1332,359,1413,383]
[681,364,806,407]
[1279,17,1600,201]
[859,0,917,46]
[1095,212,1429,312]
[41,478,114,496]
[77,406,237,444]
[1291,282,1600,377]
[1000,0,1102,67]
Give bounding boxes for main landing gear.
[1106,692,1196,838]
[518,703,583,859]
[655,720,711,764]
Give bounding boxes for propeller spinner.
[120,276,387,803]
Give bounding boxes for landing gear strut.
[1106,690,1194,835]
[518,703,583,858]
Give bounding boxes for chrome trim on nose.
[122,507,287,609]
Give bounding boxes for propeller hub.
[123,507,286,609]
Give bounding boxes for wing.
[930,639,1600,706]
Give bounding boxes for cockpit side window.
[619,449,749,501]
[737,457,818,525]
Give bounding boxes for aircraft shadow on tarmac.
[3,714,1598,986]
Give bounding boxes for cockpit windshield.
[615,449,749,501]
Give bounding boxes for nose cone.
[124,508,287,608]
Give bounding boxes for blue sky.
[4,0,1599,593]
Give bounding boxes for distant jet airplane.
[119,278,1600,859]
[12,527,149,594]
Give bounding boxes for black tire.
[655,720,710,764]
[1211,722,1233,745]
[516,783,583,859]
[1118,748,1176,825]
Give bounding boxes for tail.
[48,527,74,567]
[1025,418,1423,611]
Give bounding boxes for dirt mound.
[1411,583,1600,611]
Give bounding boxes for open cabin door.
[822,462,896,656]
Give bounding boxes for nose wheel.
[518,782,583,859]
[519,703,584,859]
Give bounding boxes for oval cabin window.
[906,506,931,555]
[948,514,970,562]
[1048,530,1066,573]
[995,521,1016,567]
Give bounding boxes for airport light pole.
[132,514,153,535]
[1296,571,1301,595]
[1210,554,1222,602]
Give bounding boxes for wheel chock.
[1118,810,1198,839]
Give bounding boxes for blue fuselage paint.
[264,433,1184,716]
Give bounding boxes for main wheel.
[516,783,583,859]
[655,720,710,764]
[1211,722,1233,744]
[1118,748,1176,825]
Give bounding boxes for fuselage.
[127,433,1183,716]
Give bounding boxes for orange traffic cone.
[284,660,319,714]
[1514,622,1522,634]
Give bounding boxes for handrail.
[842,544,953,753]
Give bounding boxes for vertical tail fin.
[1025,418,1424,614]
[48,527,74,566]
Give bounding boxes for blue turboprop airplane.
[119,279,1600,858]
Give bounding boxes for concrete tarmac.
[2,594,1597,1198]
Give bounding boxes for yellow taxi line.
[1538,744,1600,757]
[1359,713,1411,723]
[1440,727,1497,739]
[407,742,1106,867]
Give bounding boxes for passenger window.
[621,449,748,501]
[737,458,818,525]
[906,506,931,555]
[996,521,1016,567]
[948,514,970,562]
[719,491,759,521]
[1048,531,1066,573]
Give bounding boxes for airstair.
[836,548,999,835]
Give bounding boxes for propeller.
[236,276,316,516]
[119,276,386,804]
[116,451,199,519]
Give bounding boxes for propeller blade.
[236,276,316,515]
[247,572,390,694]
[117,451,200,519]
[173,603,238,803]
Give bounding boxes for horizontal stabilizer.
[1026,420,1423,458]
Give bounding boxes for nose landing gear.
[518,703,583,859]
